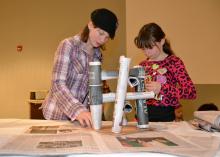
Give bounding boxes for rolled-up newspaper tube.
[128,76,139,87]
[112,56,131,133]
[122,101,133,126]
[103,92,155,103]
[89,61,102,130]
[101,71,118,80]
[124,101,133,113]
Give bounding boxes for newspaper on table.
[193,111,220,132]
[0,125,105,155]
[0,122,218,157]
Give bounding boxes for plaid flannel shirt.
[42,35,102,121]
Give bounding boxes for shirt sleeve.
[160,57,197,100]
[51,39,88,121]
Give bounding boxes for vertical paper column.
[112,56,131,133]
[136,66,149,128]
[89,62,103,130]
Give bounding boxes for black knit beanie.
[91,8,118,39]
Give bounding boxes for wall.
[126,0,220,84]
[126,0,220,120]
[0,0,125,118]
[181,84,220,120]
[1,0,220,120]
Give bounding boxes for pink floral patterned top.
[140,55,196,108]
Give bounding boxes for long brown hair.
[80,25,89,43]
[134,23,174,55]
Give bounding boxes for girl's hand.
[75,111,92,128]
[145,81,161,94]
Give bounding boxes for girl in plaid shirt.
[42,8,118,127]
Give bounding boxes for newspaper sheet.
[194,111,220,131]
[100,130,211,157]
[0,131,102,155]
[0,120,220,157]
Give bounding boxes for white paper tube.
[112,56,131,133]
[124,101,133,113]
[128,77,139,87]
[101,71,118,80]
[90,105,102,130]
[103,92,155,103]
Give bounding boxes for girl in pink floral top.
[134,23,196,122]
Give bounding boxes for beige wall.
[0,0,125,118]
[125,0,220,120]
[126,0,220,84]
[181,84,220,120]
[0,0,220,120]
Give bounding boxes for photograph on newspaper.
[100,131,202,153]
[26,125,82,134]
[117,136,178,147]
[0,132,101,155]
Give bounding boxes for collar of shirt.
[74,35,102,62]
